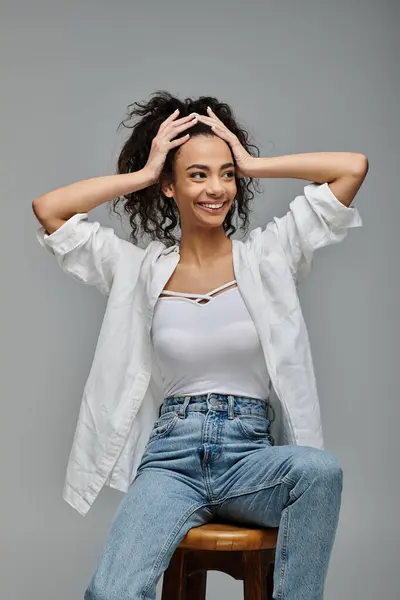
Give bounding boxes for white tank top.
[150,279,271,400]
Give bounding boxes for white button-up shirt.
[36,182,362,516]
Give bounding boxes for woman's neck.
[178,228,232,268]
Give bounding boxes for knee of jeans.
[322,450,343,480]
[313,450,344,490]
[296,448,344,486]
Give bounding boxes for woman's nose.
[207,179,225,195]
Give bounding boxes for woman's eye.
[191,172,235,179]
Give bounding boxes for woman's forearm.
[32,168,155,221]
[246,152,367,183]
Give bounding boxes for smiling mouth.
[195,201,228,214]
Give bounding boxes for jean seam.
[140,501,210,599]
[216,479,287,506]
[134,469,295,508]
[277,505,290,600]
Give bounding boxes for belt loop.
[228,395,234,420]
[178,396,191,419]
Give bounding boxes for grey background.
[1,0,398,598]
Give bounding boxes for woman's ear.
[160,174,174,198]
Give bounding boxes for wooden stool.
[161,520,279,599]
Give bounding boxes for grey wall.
[1,0,398,598]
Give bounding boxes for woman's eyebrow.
[186,162,235,171]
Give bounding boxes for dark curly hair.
[108,90,263,247]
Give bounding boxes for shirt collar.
[160,244,179,256]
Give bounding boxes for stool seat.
[179,521,279,551]
[162,521,279,599]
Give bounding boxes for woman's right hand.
[143,109,199,183]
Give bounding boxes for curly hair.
[108,90,263,247]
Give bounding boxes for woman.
[33,90,368,600]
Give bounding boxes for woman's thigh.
[84,468,213,600]
[214,443,343,528]
[213,440,343,600]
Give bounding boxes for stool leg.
[266,561,274,600]
[186,571,207,600]
[242,550,269,600]
[161,548,186,600]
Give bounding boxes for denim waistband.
[160,392,275,422]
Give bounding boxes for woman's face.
[161,135,237,230]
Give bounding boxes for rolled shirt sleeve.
[36,213,132,296]
[260,182,363,283]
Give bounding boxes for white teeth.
[199,203,224,209]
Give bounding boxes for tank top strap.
[160,279,237,301]
[207,279,237,296]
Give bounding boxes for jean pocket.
[235,413,275,445]
[148,411,180,443]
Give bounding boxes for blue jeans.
[84,393,343,600]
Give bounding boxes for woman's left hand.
[193,107,257,178]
